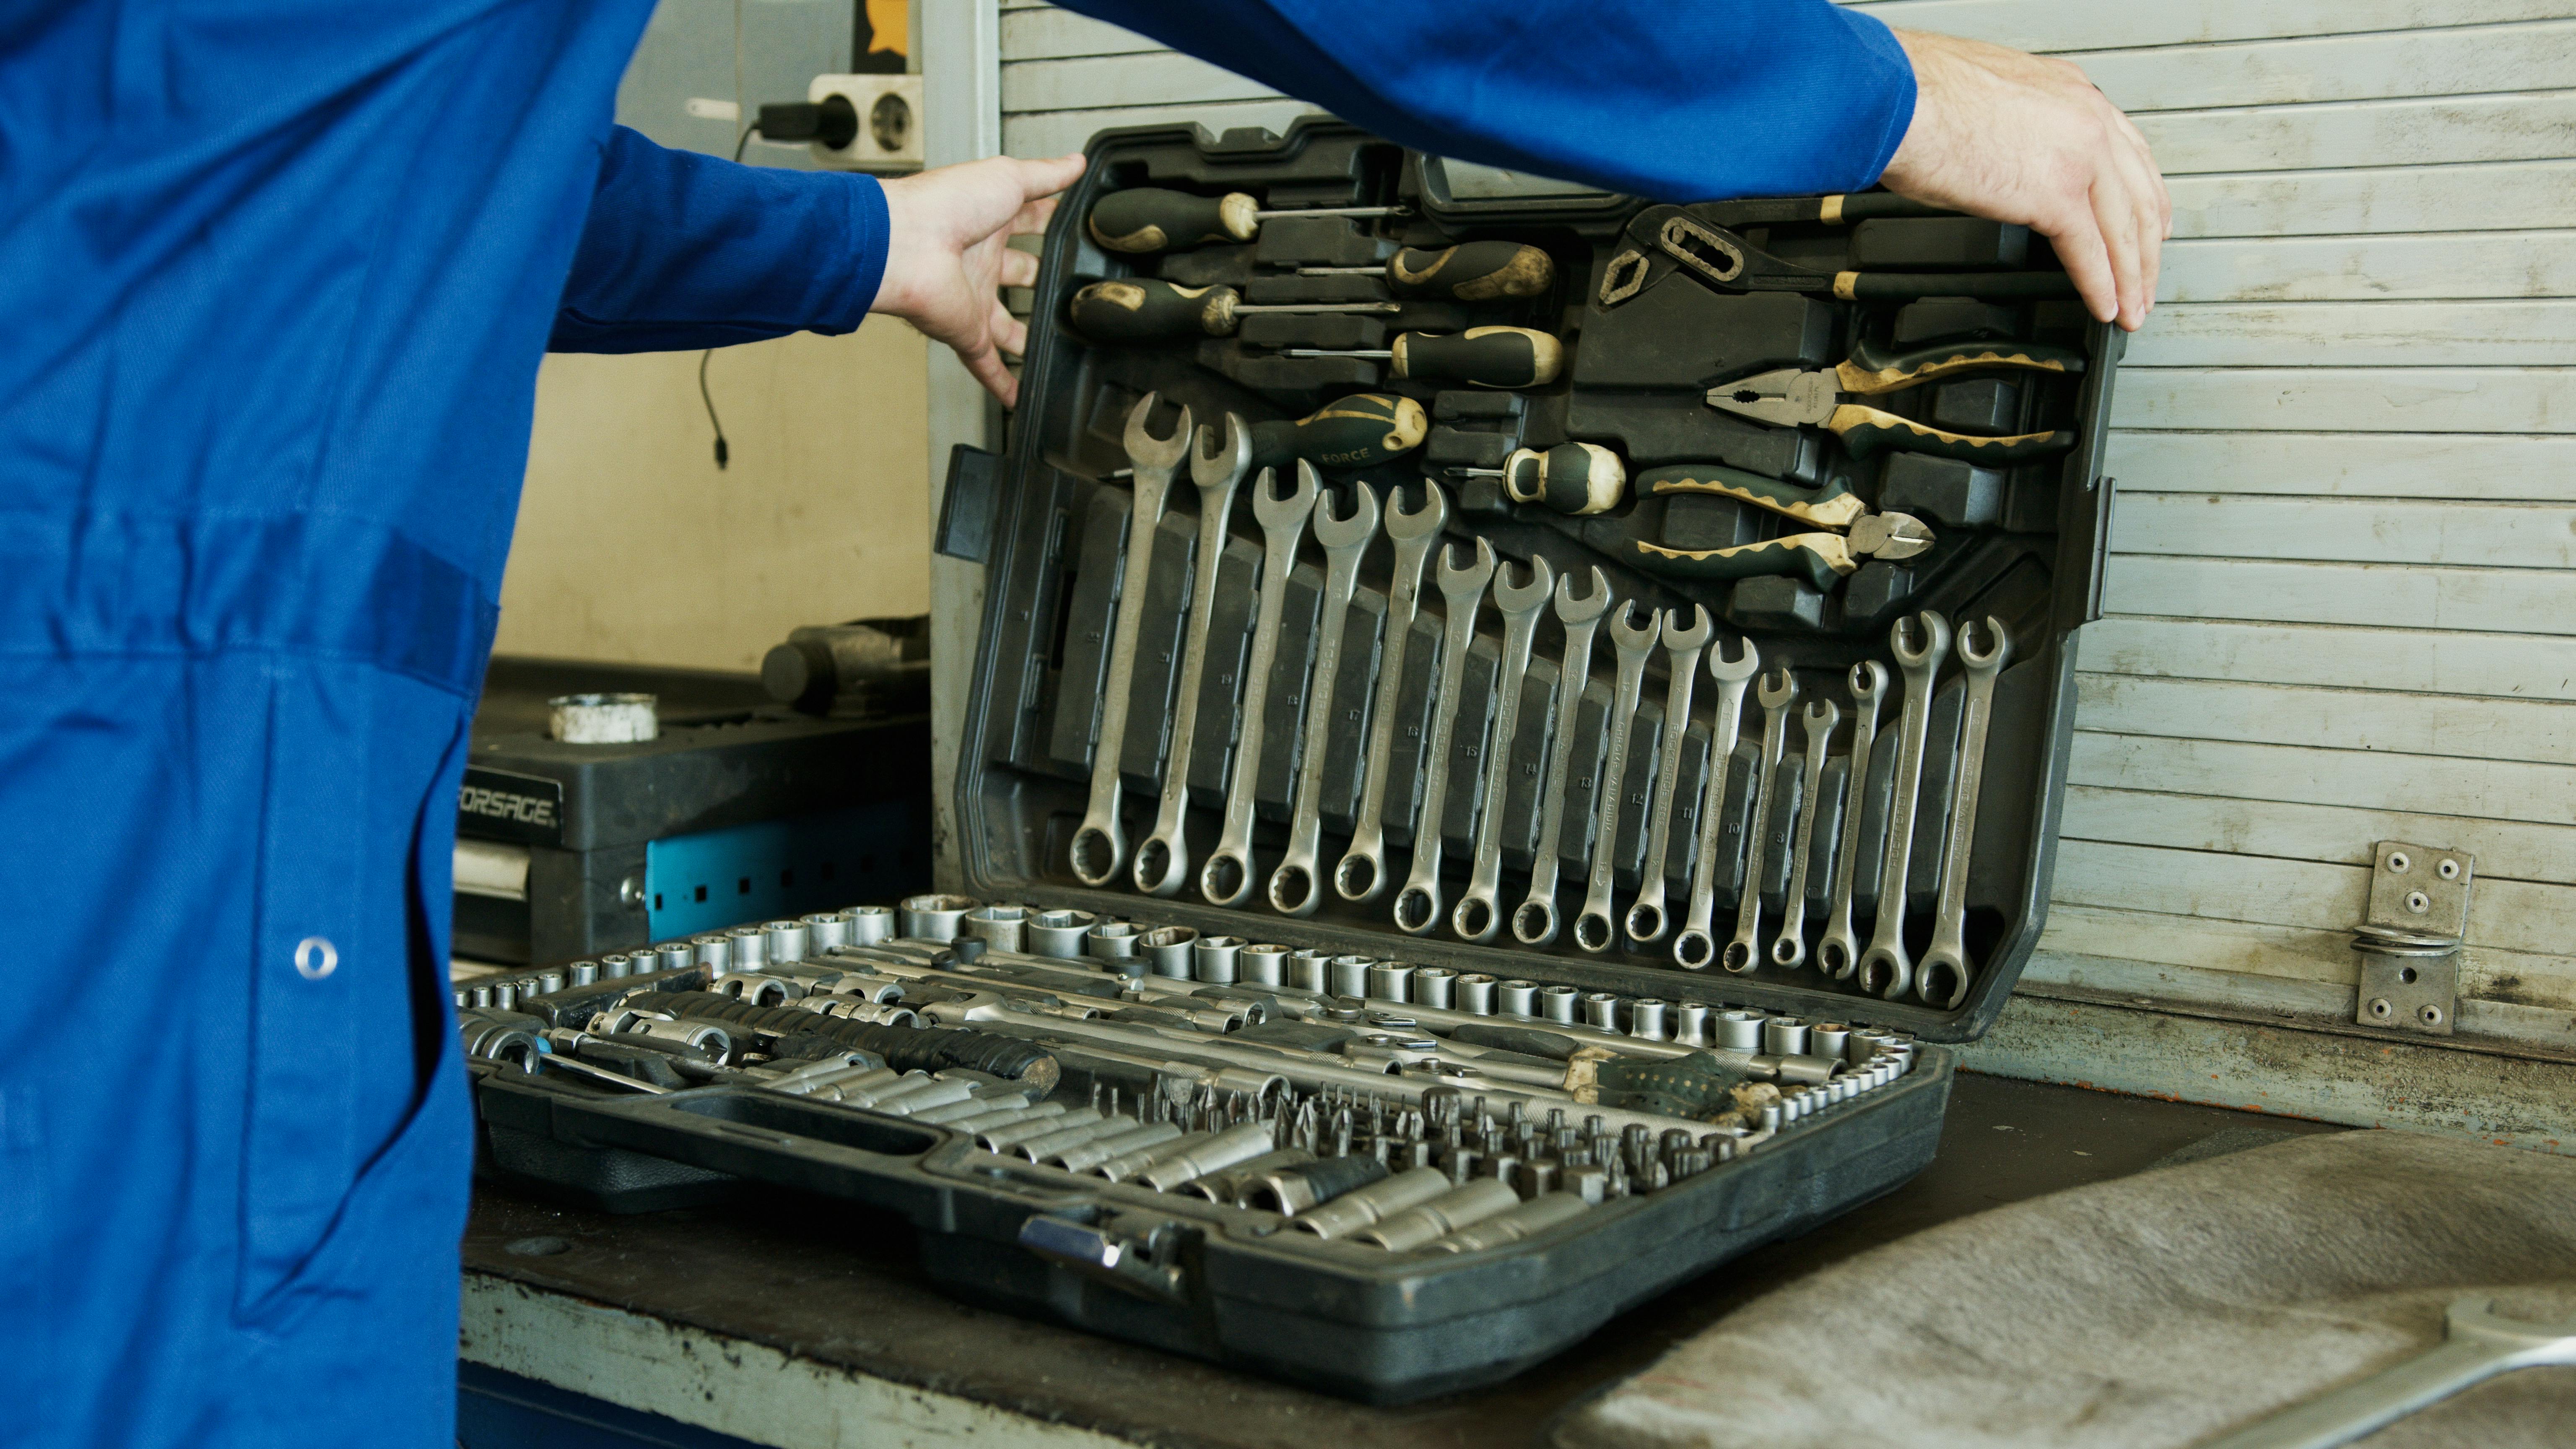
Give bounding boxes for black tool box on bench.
[467,116,2119,1403]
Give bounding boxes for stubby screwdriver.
[1088,187,1405,253]
[1069,279,1397,341]
[1285,326,1563,389]
[1298,242,1555,300]
[1110,393,1428,478]
[1449,442,1624,515]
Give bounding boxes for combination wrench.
[1721,663,1798,972]
[1131,414,1252,896]
[1265,482,1383,914]
[1197,462,1320,906]
[1070,395,1192,887]
[1392,540,1497,935]
[1452,554,1556,942]
[1508,568,1612,947]
[2202,1295,2576,1449]
[1915,617,2010,1008]
[1670,638,1760,969]
[1334,480,1450,904]
[1570,601,1661,953]
[1768,698,1841,966]
[1815,660,1889,979]
[1856,610,1952,999]
[1623,606,1714,945]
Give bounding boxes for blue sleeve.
[549,126,891,353]
[1059,0,1916,202]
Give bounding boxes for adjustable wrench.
[1392,540,1497,934]
[1198,462,1320,906]
[1624,606,1714,945]
[1571,601,1660,953]
[1266,482,1382,914]
[1509,568,1612,946]
[1071,395,1192,886]
[2202,1295,2576,1449]
[1857,610,1951,999]
[1722,664,1798,971]
[1453,555,1555,942]
[1816,660,1889,979]
[1769,698,1841,967]
[1335,481,1450,904]
[1916,617,2010,1008]
[1132,414,1251,895]
[1670,639,1760,969]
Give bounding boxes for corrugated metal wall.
[995,1,2576,1070]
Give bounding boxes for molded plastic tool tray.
[953,117,2120,1043]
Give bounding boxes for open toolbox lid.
[943,116,2123,1047]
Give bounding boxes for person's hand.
[1879,30,2169,332]
[873,153,1089,406]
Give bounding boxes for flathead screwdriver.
[1284,326,1563,389]
[1088,187,1406,253]
[1298,241,1555,300]
[1068,279,1396,341]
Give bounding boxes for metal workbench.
[457,1073,2342,1449]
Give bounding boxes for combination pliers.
[1707,337,2087,464]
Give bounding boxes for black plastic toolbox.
[467,115,2118,1404]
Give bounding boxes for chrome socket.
[1630,999,1670,1041]
[1457,974,1497,1015]
[1135,1121,1275,1192]
[1716,1009,1763,1050]
[1810,1021,1851,1062]
[1140,925,1199,979]
[986,1107,1107,1155]
[962,904,1027,953]
[1426,1190,1590,1253]
[1576,990,1615,1030]
[691,933,732,970]
[842,905,895,945]
[1355,1178,1521,1252]
[1025,909,1097,958]
[1288,948,1332,993]
[1291,1166,1452,1239]
[726,926,770,969]
[1193,935,1244,984]
[802,912,849,952]
[1330,954,1374,999]
[1044,1120,1175,1173]
[898,893,978,942]
[1239,943,1290,988]
[1497,979,1539,1017]
[1411,966,1457,1010]
[1673,1001,1710,1046]
[763,919,810,963]
[1095,1129,1215,1183]
[1366,960,1415,1002]
[1083,919,1140,965]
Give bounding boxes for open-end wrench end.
[1918,954,1973,1009]
[1857,947,1912,1001]
[1123,392,1193,463]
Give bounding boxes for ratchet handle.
[1639,463,1866,529]
[1826,406,2075,463]
[1630,535,1854,589]
[1838,338,2088,394]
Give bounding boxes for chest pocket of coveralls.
[235,662,370,1322]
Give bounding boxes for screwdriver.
[1449,442,1623,515]
[1283,326,1563,389]
[1297,241,1555,300]
[1067,279,1397,342]
[1109,394,1429,478]
[1088,187,1405,253]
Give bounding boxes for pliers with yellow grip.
[1707,337,2086,464]
[1624,462,1934,590]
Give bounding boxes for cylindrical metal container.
[1411,966,1457,1010]
[1761,1016,1809,1057]
[1456,974,1496,1015]
[1193,935,1244,985]
[962,904,1027,954]
[1026,909,1097,958]
[897,893,977,942]
[1239,943,1289,989]
[843,905,896,946]
[1366,961,1415,1002]
[1139,926,1198,979]
[1330,954,1374,999]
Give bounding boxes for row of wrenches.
[1067,396,2008,1007]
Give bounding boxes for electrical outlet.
[807,73,924,172]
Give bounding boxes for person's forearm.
[549,126,891,353]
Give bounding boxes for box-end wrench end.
[1509,568,1613,949]
[1816,660,1889,981]
[1510,897,1561,948]
[1392,537,1498,938]
[1575,600,1663,955]
[1456,556,1556,945]
[1913,614,2010,1010]
[1855,611,1951,998]
[1626,604,1715,947]
[1333,479,1449,906]
[1768,696,1842,969]
[1676,637,1761,970]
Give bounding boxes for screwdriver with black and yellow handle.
[1068,279,1398,341]
[1283,325,1563,389]
[1296,241,1555,300]
[1448,442,1624,515]
[1087,188,1405,253]
[1106,395,1429,478]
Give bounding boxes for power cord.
[699,121,758,471]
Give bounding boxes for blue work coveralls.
[0,3,1909,1444]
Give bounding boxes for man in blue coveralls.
[0,3,2160,1444]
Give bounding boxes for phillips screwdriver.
[1068,279,1397,341]
[1283,326,1563,389]
[1108,393,1428,478]
[1088,187,1406,253]
[1296,241,1555,300]
[1448,441,1623,515]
